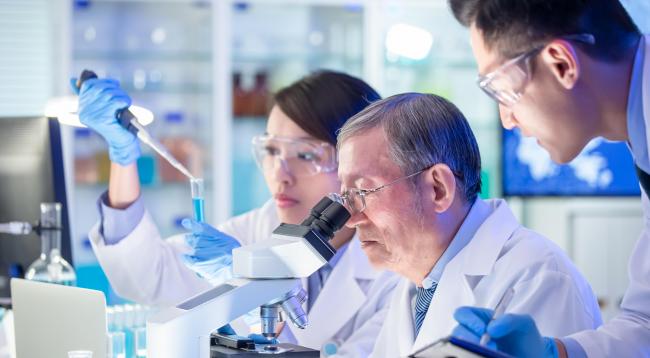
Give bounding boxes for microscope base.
[211,343,319,357]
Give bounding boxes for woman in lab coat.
[77,70,399,356]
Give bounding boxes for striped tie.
[414,283,438,337]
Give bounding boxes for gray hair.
[337,93,482,203]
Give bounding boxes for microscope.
[147,196,350,357]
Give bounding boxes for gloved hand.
[217,324,278,345]
[452,306,559,358]
[181,218,241,285]
[70,77,140,166]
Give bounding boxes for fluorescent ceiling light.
[385,23,433,60]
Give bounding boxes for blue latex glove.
[70,77,140,166]
[217,324,278,345]
[452,307,558,358]
[181,218,241,285]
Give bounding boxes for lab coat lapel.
[394,280,417,356]
[289,238,372,350]
[411,199,520,353]
[642,35,650,153]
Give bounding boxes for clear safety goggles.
[477,33,595,107]
[251,134,337,177]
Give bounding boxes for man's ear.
[540,40,581,90]
[420,164,457,214]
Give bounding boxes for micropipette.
[76,70,195,181]
[76,70,207,225]
[479,287,515,346]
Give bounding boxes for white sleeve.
[568,191,650,357]
[508,270,601,338]
[217,200,278,246]
[89,211,211,306]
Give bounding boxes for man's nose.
[345,210,366,229]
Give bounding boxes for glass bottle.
[25,203,76,286]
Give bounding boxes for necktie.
[414,283,438,337]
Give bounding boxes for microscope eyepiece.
[310,201,351,238]
[319,202,351,232]
[300,196,334,226]
[270,196,351,264]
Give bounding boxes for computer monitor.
[0,116,72,301]
[502,128,641,197]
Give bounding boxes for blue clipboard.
[409,336,514,358]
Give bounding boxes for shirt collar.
[626,36,648,172]
[420,198,492,289]
[328,241,349,268]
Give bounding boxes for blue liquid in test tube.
[191,178,205,223]
[193,198,205,222]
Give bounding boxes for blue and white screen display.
[502,129,641,196]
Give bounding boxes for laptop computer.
[11,279,106,357]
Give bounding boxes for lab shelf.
[74,50,212,62]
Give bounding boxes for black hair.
[449,0,641,61]
[273,70,381,145]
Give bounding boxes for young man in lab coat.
[335,93,602,358]
[448,0,650,357]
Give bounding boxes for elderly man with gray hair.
[333,93,601,357]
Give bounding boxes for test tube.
[191,178,205,223]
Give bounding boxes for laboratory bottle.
[250,72,270,116]
[233,72,247,117]
[137,144,158,186]
[73,128,99,184]
[25,203,76,286]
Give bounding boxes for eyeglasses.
[251,134,337,177]
[477,33,596,107]
[330,168,428,215]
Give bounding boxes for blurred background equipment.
[23,203,76,286]
[0,0,647,331]
[0,117,73,302]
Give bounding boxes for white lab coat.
[369,199,602,358]
[567,35,650,357]
[89,200,399,356]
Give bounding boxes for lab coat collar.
[290,236,380,349]
[626,34,649,172]
[640,35,650,173]
[450,199,519,276]
[411,199,520,352]
[394,279,417,354]
[425,198,493,284]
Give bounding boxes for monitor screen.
[502,128,641,196]
[0,117,71,300]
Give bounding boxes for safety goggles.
[251,134,337,177]
[477,33,596,107]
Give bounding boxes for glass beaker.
[25,203,76,286]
